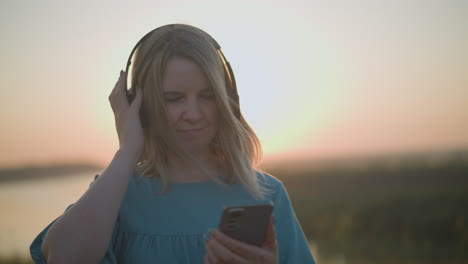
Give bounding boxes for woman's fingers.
[213,230,278,263]
[108,70,145,153]
[129,84,143,111]
[206,237,248,264]
[204,222,279,263]
[262,216,278,252]
[205,244,221,264]
[109,70,129,115]
[204,254,213,264]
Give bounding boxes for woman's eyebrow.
[201,87,213,92]
[163,91,182,96]
[164,87,212,94]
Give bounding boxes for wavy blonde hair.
[128,23,273,200]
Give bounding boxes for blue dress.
[30,170,315,263]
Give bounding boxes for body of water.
[0,171,100,257]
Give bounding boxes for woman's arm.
[41,148,139,264]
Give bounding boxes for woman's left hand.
[204,216,278,264]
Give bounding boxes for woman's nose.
[182,99,203,122]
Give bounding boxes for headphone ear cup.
[225,75,235,101]
[131,84,147,129]
[222,61,240,119]
[127,86,136,105]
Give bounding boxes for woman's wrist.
[116,147,141,164]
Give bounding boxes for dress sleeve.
[273,180,316,264]
[29,174,120,264]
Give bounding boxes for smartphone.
[218,203,274,247]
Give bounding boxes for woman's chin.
[179,143,211,155]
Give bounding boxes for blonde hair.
[129,23,273,200]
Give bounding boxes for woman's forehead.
[162,57,211,91]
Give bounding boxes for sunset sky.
[1,0,467,168]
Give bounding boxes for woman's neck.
[166,150,223,183]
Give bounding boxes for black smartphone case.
[218,203,274,247]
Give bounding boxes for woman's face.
[162,56,219,154]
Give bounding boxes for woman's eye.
[165,97,181,102]
[201,92,214,99]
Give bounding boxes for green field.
[265,153,468,263]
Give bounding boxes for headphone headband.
[124,24,240,119]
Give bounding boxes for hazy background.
[1,0,467,168]
[1,0,467,263]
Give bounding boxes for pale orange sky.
[1,0,467,168]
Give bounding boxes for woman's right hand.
[108,70,144,156]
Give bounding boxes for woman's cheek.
[206,103,220,121]
[166,104,182,123]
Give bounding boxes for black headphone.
[124,24,241,120]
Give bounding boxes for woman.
[30,23,315,264]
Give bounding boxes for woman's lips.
[178,127,205,132]
[178,127,206,138]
